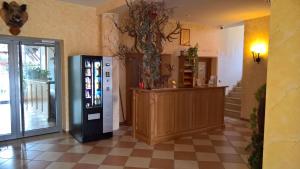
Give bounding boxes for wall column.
[102,13,121,130]
[263,0,300,168]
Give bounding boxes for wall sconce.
[251,43,267,64]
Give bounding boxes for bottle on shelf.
[85,61,91,68]
[85,91,91,98]
[95,95,100,105]
[85,77,91,89]
[85,69,91,76]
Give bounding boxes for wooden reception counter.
[132,86,226,145]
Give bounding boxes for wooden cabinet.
[178,55,194,88]
[132,87,225,145]
[126,54,171,125]
[179,55,214,87]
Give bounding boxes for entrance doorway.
[0,36,62,141]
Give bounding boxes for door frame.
[0,40,20,141]
[198,57,212,84]
[0,35,63,141]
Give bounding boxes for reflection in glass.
[21,45,56,131]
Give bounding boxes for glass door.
[20,41,61,136]
[0,41,18,141]
[83,58,103,109]
[94,61,103,107]
[0,36,62,141]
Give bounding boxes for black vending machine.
[68,55,113,143]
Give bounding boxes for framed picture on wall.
[180,28,190,46]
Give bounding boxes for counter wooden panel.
[132,87,225,144]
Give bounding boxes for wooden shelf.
[179,54,194,88]
[184,70,193,73]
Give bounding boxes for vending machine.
[68,55,113,142]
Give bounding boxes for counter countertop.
[132,86,227,93]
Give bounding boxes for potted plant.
[40,70,49,80]
[246,84,266,169]
[27,67,49,80]
[186,44,199,77]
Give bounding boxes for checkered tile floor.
[0,117,251,169]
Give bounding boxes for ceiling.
[164,0,270,26]
[61,0,270,26]
[61,0,106,7]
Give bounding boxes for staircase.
[225,82,242,118]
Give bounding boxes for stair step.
[225,103,241,111]
[228,92,241,98]
[225,97,241,104]
[225,109,241,119]
[224,108,241,119]
[225,108,240,113]
[231,89,242,93]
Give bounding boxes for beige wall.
[164,21,220,83]
[0,0,101,130]
[241,16,270,119]
[263,0,300,168]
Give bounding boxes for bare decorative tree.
[115,0,181,89]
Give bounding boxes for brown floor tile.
[192,133,209,139]
[116,141,136,148]
[83,141,100,146]
[235,147,249,154]
[174,151,196,160]
[198,161,224,169]
[218,153,244,163]
[208,130,224,135]
[102,155,128,166]
[240,131,252,136]
[25,160,50,169]
[224,127,235,131]
[0,116,250,169]
[56,153,84,162]
[150,158,174,169]
[37,138,65,144]
[174,139,193,145]
[211,140,231,146]
[226,135,246,141]
[131,149,153,157]
[154,144,174,151]
[174,144,195,152]
[72,163,99,169]
[194,145,215,153]
[89,147,112,154]
[47,145,74,152]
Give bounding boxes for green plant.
[246,84,266,169]
[186,44,199,77]
[27,66,49,80]
[40,70,49,79]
